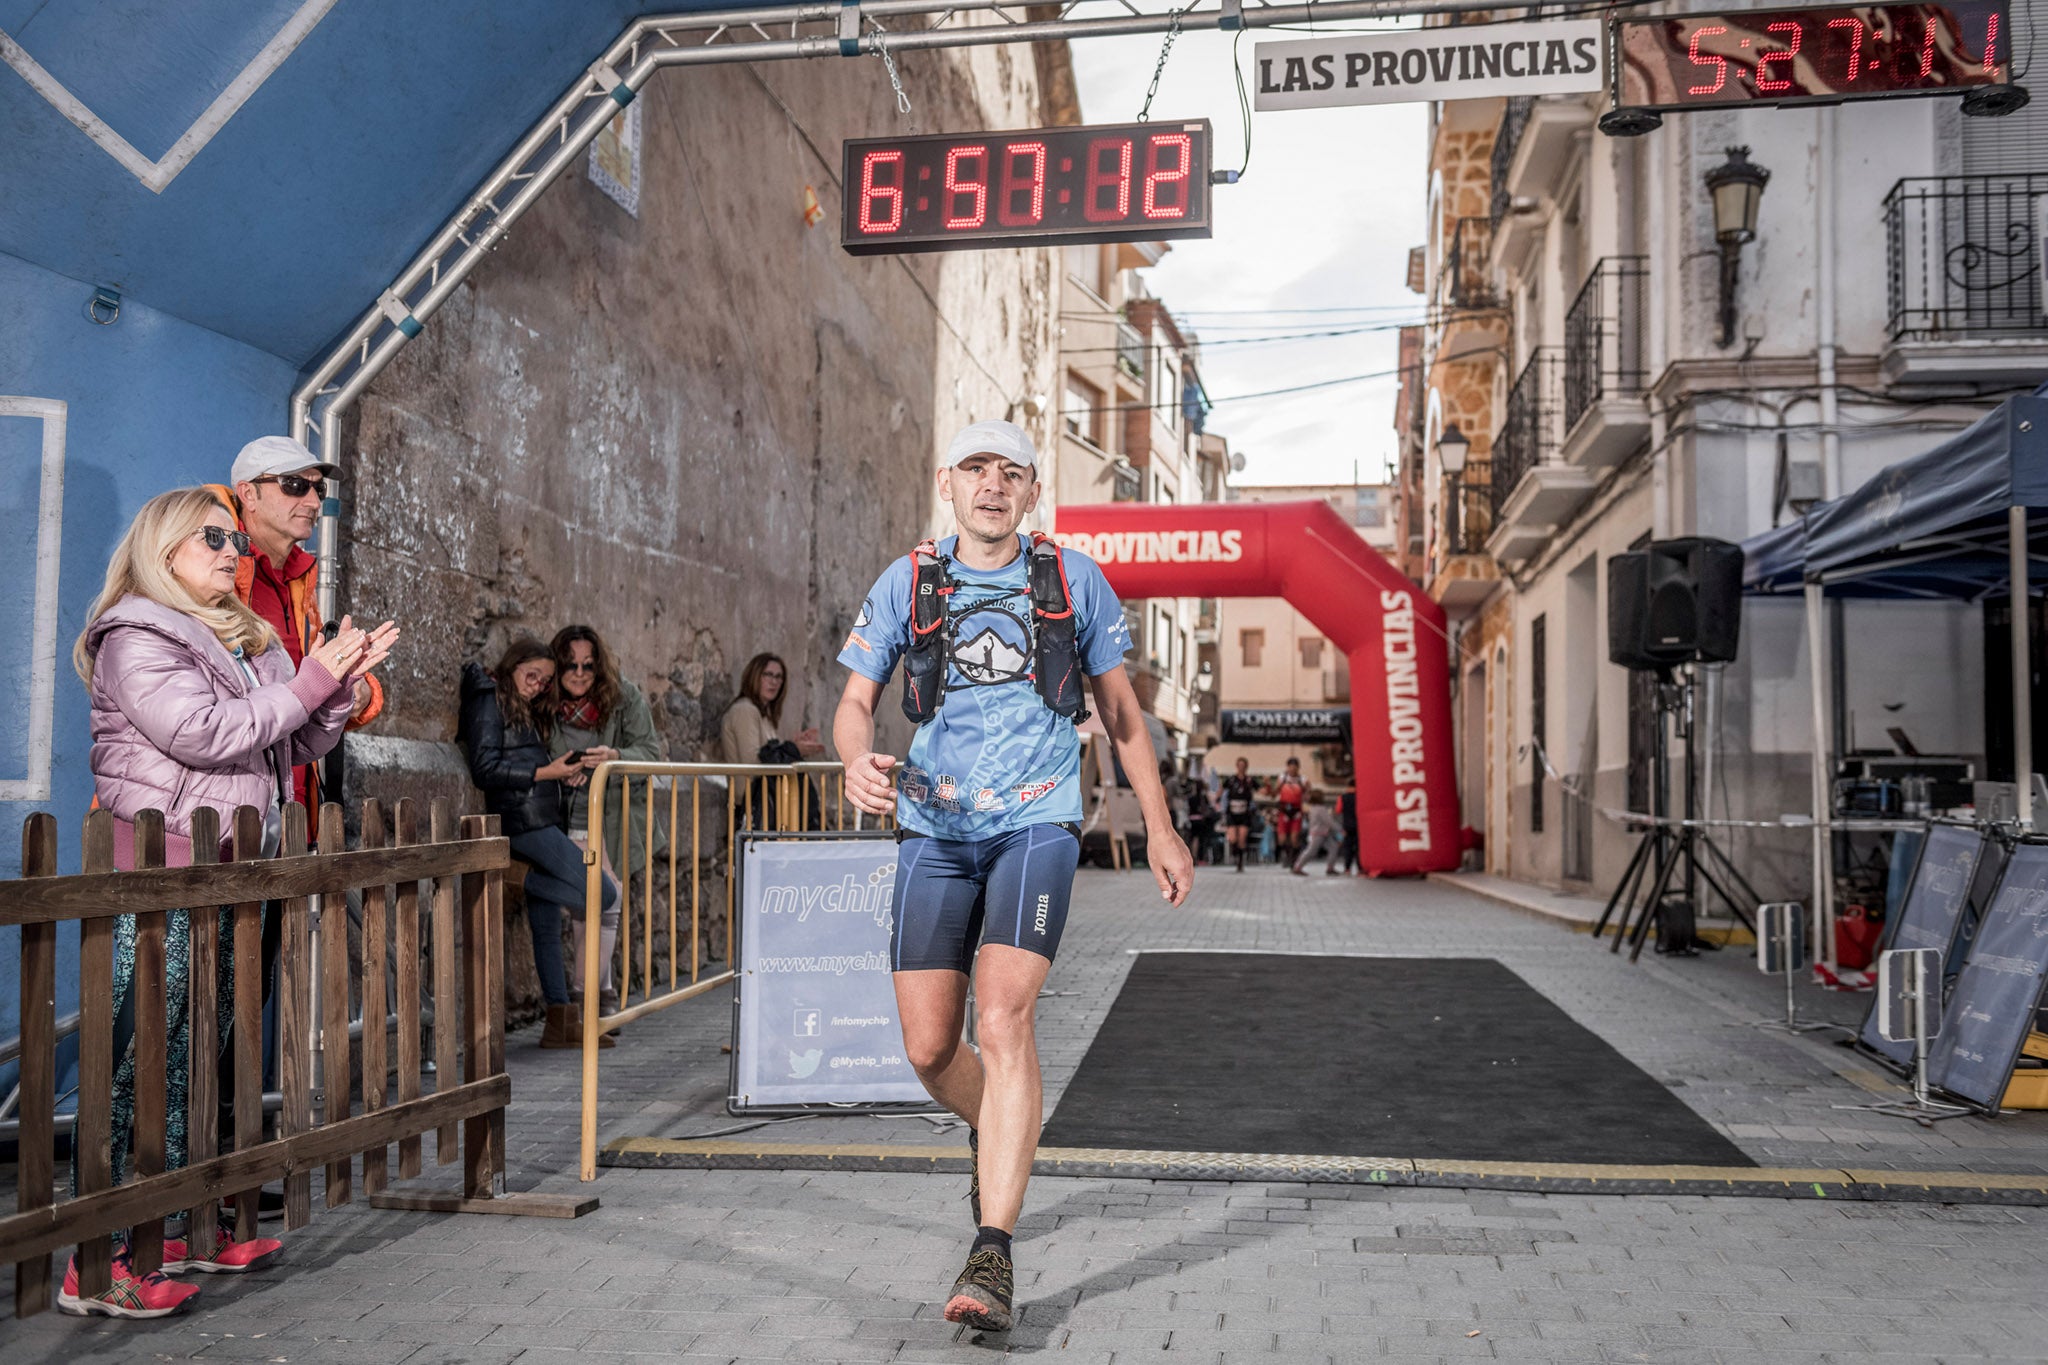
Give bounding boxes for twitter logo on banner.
[789,1048,822,1079]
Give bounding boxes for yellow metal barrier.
[576,760,883,1179]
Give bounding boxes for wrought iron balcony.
[1490,349,1562,525]
[1445,457,1493,555]
[1562,257,1649,435]
[1489,97,1532,231]
[1440,216,1498,312]
[1886,174,2048,342]
[1486,349,1595,566]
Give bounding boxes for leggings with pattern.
[71,908,239,1245]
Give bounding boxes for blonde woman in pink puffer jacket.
[62,487,396,1319]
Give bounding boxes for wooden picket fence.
[1,798,593,1320]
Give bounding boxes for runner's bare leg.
[969,944,1051,1230]
[896,969,983,1123]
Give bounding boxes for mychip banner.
[729,833,934,1113]
[1253,21,1605,111]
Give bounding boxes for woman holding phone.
[548,624,662,1035]
[458,638,619,1049]
[68,487,395,1318]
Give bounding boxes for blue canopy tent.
[1740,392,2048,931]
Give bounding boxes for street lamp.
[1438,422,1470,551]
[1704,146,1770,348]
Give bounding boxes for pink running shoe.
[164,1223,284,1274]
[58,1251,201,1318]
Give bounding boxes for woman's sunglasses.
[198,526,253,556]
[563,661,598,674]
[257,474,328,500]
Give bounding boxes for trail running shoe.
[164,1222,283,1274]
[943,1246,1014,1332]
[58,1251,200,1319]
[967,1127,981,1227]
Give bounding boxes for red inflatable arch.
[1055,500,1460,876]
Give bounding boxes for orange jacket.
[205,485,385,801]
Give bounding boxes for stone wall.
[337,43,1066,806]
[326,43,1068,1015]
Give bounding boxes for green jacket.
[550,677,669,881]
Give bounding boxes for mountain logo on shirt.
[952,626,1028,684]
[855,598,873,627]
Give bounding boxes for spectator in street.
[1182,770,1217,865]
[458,638,619,1051]
[549,624,664,1033]
[1160,759,1189,843]
[721,652,826,828]
[1333,787,1359,875]
[1290,789,1345,876]
[68,487,393,1316]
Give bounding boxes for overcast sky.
[1068,31,1427,489]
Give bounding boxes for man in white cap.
[208,436,384,805]
[834,419,1192,1332]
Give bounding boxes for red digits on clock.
[1825,17,1863,81]
[1984,13,2001,73]
[1141,134,1192,220]
[1921,16,1939,77]
[1083,137,1133,223]
[943,145,989,230]
[997,141,1047,227]
[1686,25,1729,95]
[858,149,904,233]
[1754,19,1803,92]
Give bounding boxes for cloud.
[1069,31,1426,488]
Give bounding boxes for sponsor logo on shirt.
[856,598,873,627]
[934,774,957,802]
[843,631,872,654]
[1013,778,1059,803]
[973,788,1004,812]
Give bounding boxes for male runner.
[834,419,1193,1332]
[1272,756,1308,865]
[1220,756,1257,872]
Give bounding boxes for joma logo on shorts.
[1034,893,1049,934]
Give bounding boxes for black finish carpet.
[1037,953,1755,1167]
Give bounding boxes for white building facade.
[1407,15,2047,900]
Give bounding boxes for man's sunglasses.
[198,526,253,556]
[256,474,328,500]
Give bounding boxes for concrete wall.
[336,48,1063,806]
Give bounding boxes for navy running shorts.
[890,822,1082,973]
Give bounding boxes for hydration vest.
[901,532,1091,727]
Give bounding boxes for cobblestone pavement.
[7,865,2048,1364]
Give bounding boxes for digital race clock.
[1614,2,2009,111]
[841,121,1213,256]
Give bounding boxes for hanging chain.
[1137,7,1188,122]
[870,33,913,116]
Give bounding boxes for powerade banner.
[1220,708,1351,745]
[730,834,932,1112]
[1253,21,1604,111]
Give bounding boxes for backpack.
[901,532,1090,726]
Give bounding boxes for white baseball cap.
[231,435,339,486]
[941,419,1036,472]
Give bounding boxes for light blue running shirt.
[839,534,1131,839]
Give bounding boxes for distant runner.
[1272,756,1307,865]
[834,419,1193,1333]
[1221,756,1257,872]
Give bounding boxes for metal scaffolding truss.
[297,0,1474,612]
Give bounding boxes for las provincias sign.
[1254,20,1604,111]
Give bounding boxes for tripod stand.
[1593,666,1761,961]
